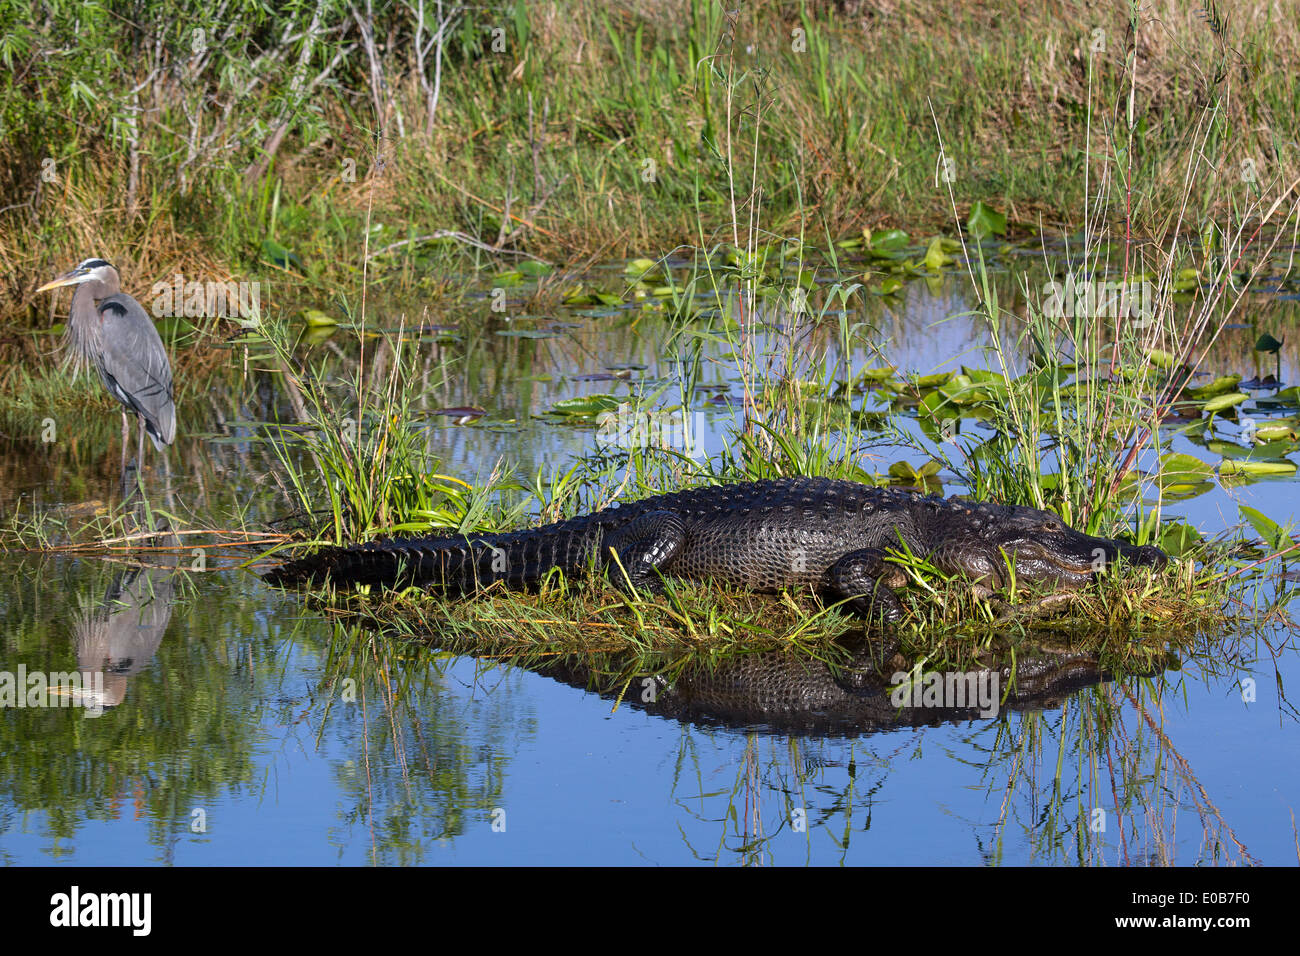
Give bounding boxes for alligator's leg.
[601,510,686,594]
[826,548,907,623]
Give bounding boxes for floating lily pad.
[624,258,661,280]
[869,228,910,251]
[1206,439,1259,459]
[546,394,625,418]
[564,289,624,307]
[1252,422,1298,442]
[909,371,954,389]
[1156,452,1214,486]
[1161,481,1216,500]
[918,390,960,420]
[937,375,992,405]
[1219,458,1297,476]
[1202,391,1249,414]
[858,365,897,383]
[1186,374,1242,401]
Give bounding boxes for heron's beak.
[36,268,90,293]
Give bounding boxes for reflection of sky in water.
[1,270,1297,864]
[1,617,1290,865]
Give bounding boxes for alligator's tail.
[263,533,513,591]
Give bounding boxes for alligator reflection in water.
[530,636,1162,735]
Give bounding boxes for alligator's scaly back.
[264,477,1167,621]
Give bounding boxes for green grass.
[4,0,1298,324]
[281,535,1255,672]
[6,0,1297,672]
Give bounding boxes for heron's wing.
[96,294,176,447]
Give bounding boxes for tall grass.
[918,6,1300,546]
[5,1,1297,323]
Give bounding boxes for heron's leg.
[136,413,146,475]
[119,410,131,495]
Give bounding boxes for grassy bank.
[4,0,1298,327]
[5,0,1297,659]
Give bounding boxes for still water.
[1,269,1297,865]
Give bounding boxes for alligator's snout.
[1122,543,1169,568]
[1024,533,1168,585]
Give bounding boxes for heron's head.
[37,258,117,293]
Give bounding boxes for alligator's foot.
[602,510,686,595]
[826,548,906,624]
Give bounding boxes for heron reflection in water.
[63,542,179,711]
[36,258,176,490]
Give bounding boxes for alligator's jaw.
[997,533,1168,589]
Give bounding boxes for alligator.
[264,477,1167,622]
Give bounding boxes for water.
[1,267,1297,865]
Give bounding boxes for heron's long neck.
[63,282,106,377]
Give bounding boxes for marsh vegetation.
[1,0,1297,866]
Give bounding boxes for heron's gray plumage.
[84,291,176,449]
[38,258,176,467]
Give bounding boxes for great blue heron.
[36,258,176,488]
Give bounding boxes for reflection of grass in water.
[319,604,1269,865]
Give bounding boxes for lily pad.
[966,201,1007,240]
[1219,459,1297,477]
[888,459,943,483]
[1186,374,1242,400]
[301,308,338,327]
[924,237,957,272]
[865,228,910,257]
[1202,391,1249,414]
[546,394,624,418]
[624,258,661,280]
[858,365,897,382]
[1156,452,1214,485]
[909,371,954,389]
[1158,522,1203,557]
